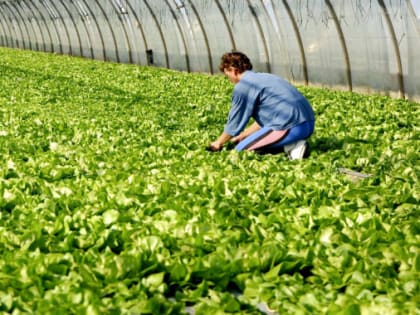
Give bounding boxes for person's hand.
[206,142,222,152]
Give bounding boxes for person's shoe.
[284,140,308,160]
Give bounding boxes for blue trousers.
[265,120,314,149]
[235,120,314,152]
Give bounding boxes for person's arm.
[207,132,232,151]
[208,76,255,152]
[231,121,261,143]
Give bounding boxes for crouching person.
[207,51,315,160]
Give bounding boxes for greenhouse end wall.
[0,0,419,102]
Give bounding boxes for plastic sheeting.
[0,0,419,101]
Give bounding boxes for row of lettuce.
[0,47,418,314]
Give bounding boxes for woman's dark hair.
[219,51,253,73]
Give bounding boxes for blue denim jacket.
[224,71,315,136]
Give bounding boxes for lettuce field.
[0,47,419,315]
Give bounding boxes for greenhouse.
[0,0,419,101]
[0,1,419,314]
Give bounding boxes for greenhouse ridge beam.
[0,0,419,101]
